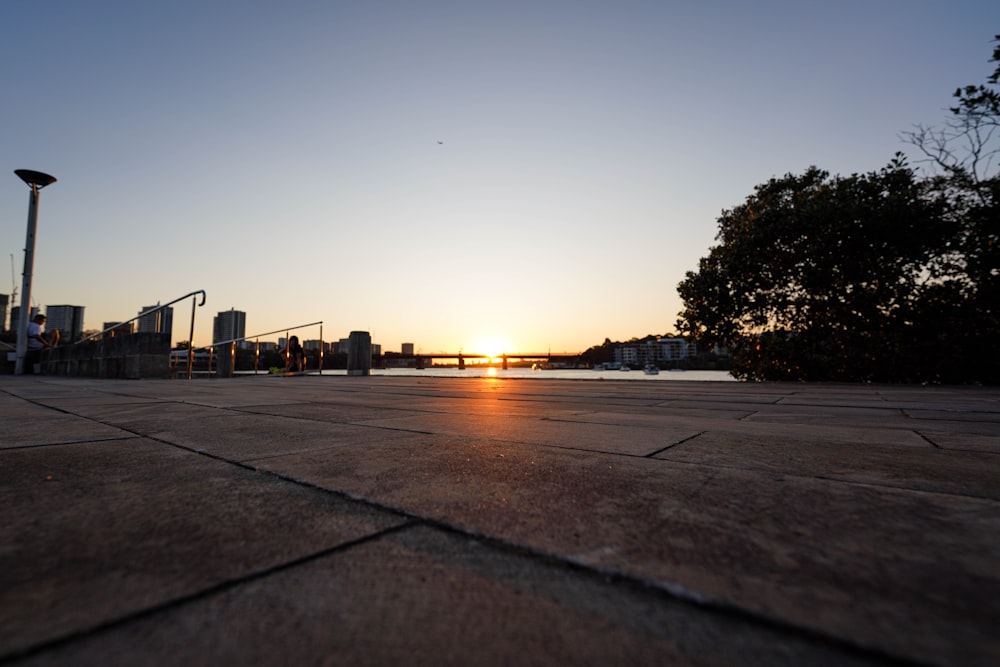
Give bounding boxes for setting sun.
[471,337,512,363]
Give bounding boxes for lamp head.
[14,169,57,189]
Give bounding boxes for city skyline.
[0,296,608,356]
[2,2,998,353]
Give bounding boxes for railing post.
[187,296,197,380]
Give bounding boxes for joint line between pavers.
[395,511,926,667]
[0,435,142,452]
[915,430,943,449]
[645,431,706,458]
[0,521,418,665]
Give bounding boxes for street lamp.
[13,169,57,375]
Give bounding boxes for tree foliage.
[676,37,1000,383]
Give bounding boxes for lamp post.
[13,169,57,375]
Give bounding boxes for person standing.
[25,313,59,374]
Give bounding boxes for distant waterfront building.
[10,306,39,334]
[0,293,8,331]
[45,305,86,342]
[102,321,134,338]
[137,304,173,334]
[213,308,246,344]
[332,337,379,358]
[614,335,692,367]
[401,342,414,356]
[303,339,333,353]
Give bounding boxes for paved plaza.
[1,375,998,666]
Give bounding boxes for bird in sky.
[436,140,443,145]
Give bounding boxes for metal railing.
[77,290,207,379]
[180,320,324,377]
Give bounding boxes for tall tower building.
[137,304,173,334]
[45,305,85,342]
[0,293,8,332]
[10,306,39,334]
[213,308,246,344]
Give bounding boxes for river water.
[361,367,737,381]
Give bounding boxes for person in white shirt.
[25,313,59,374]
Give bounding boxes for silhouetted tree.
[677,37,1000,383]
[677,159,954,381]
[903,35,1000,382]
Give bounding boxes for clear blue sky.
[2,1,997,354]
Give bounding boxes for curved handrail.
[76,290,207,343]
[185,320,324,377]
[197,320,323,350]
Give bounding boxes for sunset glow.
[1,4,990,353]
[472,338,511,363]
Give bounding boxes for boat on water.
[643,364,660,375]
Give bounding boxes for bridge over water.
[385,352,585,370]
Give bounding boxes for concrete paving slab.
[0,438,406,659]
[2,376,998,667]
[233,402,429,423]
[743,404,914,428]
[0,418,135,449]
[43,401,231,434]
[360,412,685,456]
[652,430,1000,499]
[586,405,758,421]
[1,383,112,402]
[0,392,135,449]
[11,524,887,667]
[920,430,1000,453]
[0,394,67,420]
[549,411,932,448]
[773,396,895,408]
[256,433,1000,667]
[906,409,1000,423]
[148,413,421,462]
[22,395,163,409]
[232,395,591,422]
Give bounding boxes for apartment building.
[45,305,85,341]
[615,336,693,366]
[213,308,247,344]
[137,304,173,334]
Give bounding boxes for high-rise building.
[402,343,414,356]
[213,308,246,344]
[10,306,39,334]
[137,304,173,334]
[45,305,85,342]
[0,293,8,332]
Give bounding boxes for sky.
[2,1,998,355]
